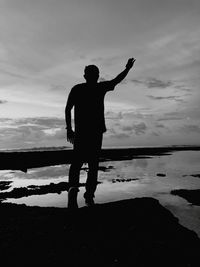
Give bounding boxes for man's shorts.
[73,132,103,162]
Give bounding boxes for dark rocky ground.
[171,189,200,206]
[0,197,199,267]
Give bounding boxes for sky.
[0,0,200,149]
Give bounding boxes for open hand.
[126,58,136,69]
[67,129,75,144]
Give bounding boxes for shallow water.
[1,150,200,237]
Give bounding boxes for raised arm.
[111,58,136,86]
[65,89,75,144]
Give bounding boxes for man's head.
[84,65,99,83]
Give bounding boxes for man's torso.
[71,82,112,133]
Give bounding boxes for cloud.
[13,117,65,128]
[122,122,147,135]
[157,112,186,123]
[157,116,184,122]
[108,122,148,140]
[122,125,134,132]
[132,122,147,135]
[180,124,200,134]
[109,133,130,139]
[131,78,173,89]
[146,78,173,89]
[105,107,152,141]
[155,123,165,128]
[174,85,193,93]
[0,117,67,149]
[0,100,8,104]
[147,95,180,101]
[151,131,160,136]
[0,68,30,80]
[105,111,123,120]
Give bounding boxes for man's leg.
[84,157,99,201]
[68,159,83,189]
[68,155,83,209]
[84,133,103,205]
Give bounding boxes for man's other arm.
[110,58,136,87]
[65,88,75,144]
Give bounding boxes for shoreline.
[0,145,200,172]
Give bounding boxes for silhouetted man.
[65,58,135,208]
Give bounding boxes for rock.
[171,189,200,206]
[0,197,199,266]
[157,173,166,177]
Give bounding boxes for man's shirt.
[67,81,116,134]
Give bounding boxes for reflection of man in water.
[65,58,135,207]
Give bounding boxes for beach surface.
[0,197,200,266]
[1,146,200,266]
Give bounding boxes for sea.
[0,147,200,237]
